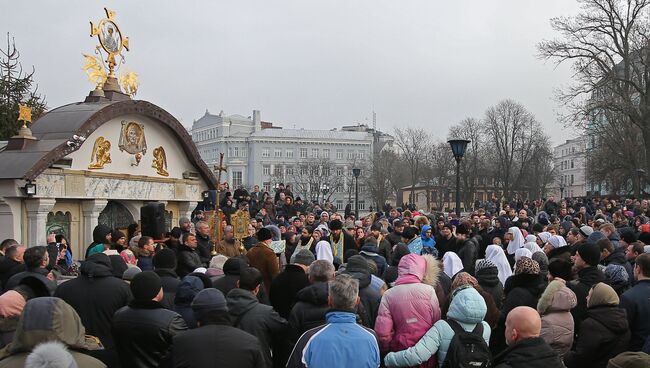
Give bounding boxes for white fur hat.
[25,341,78,368]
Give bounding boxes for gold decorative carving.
[88,137,112,169]
[152,146,169,177]
[118,120,147,155]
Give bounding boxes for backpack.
[442,319,492,368]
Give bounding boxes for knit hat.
[24,341,78,368]
[587,282,619,308]
[329,219,343,231]
[257,227,273,241]
[191,288,228,321]
[607,352,650,368]
[292,249,316,266]
[579,225,593,238]
[111,230,126,243]
[209,255,228,270]
[370,222,382,232]
[92,224,112,244]
[577,242,601,267]
[475,259,496,274]
[179,217,191,225]
[122,266,142,281]
[515,257,540,275]
[455,223,470,235]
[548,258,573,281]
[605,264,629,284]
[153,248,177,269]
[451,272,479,290]
[130,271,162,301]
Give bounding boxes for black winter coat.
[564,306,630,368]
[53,253,131,349]
[154,268,181,310]
[112,300,188,368]
[493,337,564,368]
[0,258,24,289]
[476,266,504,309]
[269,264,310,319]
[340,256,381,328]
[619,279,650,351]
[176,245,202,279]
[567,266,607,336]
[171,323,265,368]
[288,282,329,342]
[195,232,212,266]
[456,237,478,276]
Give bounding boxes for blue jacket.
[384,287,490,367]
[420,225,436,249]
[620,279,650,351]
[287,311,380,368]
[407,237,423,255]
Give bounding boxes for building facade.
[190,110,393,211]
[552,138,587,198]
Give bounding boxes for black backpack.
[442,319,492,368]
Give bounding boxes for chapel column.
[25,198,56,248]
[81,199,108,252]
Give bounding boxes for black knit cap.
[257,227,273,241]
[548,258,573,281]
[153,248,177,269]
[577,242,601,267]
[130,271,162,301]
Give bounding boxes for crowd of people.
[0,187,649,367]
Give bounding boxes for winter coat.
[173,276,204,328]
[493,337,564,368]
[195,232,213,266]
[563,305,630,368]
[567,266,606,336]
[377,235,394,265]
[176,244,202,278]
[111,299,188,368]
[0,297,106,368]
[340,256,382,328]
[154,268,180,310]
[476,265,504,309]
[0,259,24,290]
[247,242,280,293]
[213,257,246,296]
[374,253,441,364]
[457,237,479,275]
[537,279,577,359]
[288,282,330,342]
[53,253,132,349]
[269,264,310,319]
[420,225,436,252]
[383,287,490,367]
[227,288,288,368]
[360,244,388,277]
[171,322,265,368]
[619,279,650,351]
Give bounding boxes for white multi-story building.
[552,137,587,198]
[190,109,393,211]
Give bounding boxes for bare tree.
[367,149,402,210]
[272,158,346,204]
[393,127,431,205]
[538,0,650,180]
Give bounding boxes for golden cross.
[18,104,32,129]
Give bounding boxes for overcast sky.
[1,0,582,145]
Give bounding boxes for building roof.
[250,128,370,141]
[192,111,253,130]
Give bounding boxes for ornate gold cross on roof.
[90,8,129,79]
[17,104,32,129]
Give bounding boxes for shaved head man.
[493,306,563,368]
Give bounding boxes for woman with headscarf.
[441,252,463,279]
[523,240,543,254]
[514,248,533,263]
[485,244,512,286]
[505,227,524,256]
[315,240,333,263]
[545,235,572,262]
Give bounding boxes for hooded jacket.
[53,253,131,349]
[340,255,381,328]
[84,224,112,258]
[0,297,105,368]
[288,282,330,342]
[475,265,504,309]
[173,276,204,328]
[374,254,441,364]
[537,280,577,359]
[360,244,387,277]
[227,288,288,368]
[383,287,490,367]
[420,225,436,250]
[567,266,606,336]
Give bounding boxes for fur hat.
[329,219,343,231]
[257,227,273,242]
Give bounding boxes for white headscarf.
[507,227,525,255]
[442,252,464,278]
[514,248,532,262]
[537,232,552,244]
[485,244,513,285]
[315,240,333,263]
[525,235,537,243]
[523,242,543,254]
[547,235,568,249]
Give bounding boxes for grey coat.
[537,279,576,359]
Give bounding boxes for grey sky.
[1,0,582,145]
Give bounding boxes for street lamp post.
[353,168,361,218]
[637,169,647,197]
[447,139,470,217]
[559,183,565,200]
[320,183,329,204]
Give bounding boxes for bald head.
[505,306,541,345]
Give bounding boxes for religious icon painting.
[118,120,147,155]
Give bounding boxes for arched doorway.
[98,201,135,233]
[46,211,71,239]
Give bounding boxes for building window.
[336,200,343,209]
[336,150,343,160]
[286,166,294,176]
[571,160,574,169]
[323,149,330,159]
[358,200,366,211]
[233,147,240,158]
[262,148,270,158]
[300,148,307,159]
[274,149,282,158]
[311,148,319,158]
[322,167,330,176]
[358,151,365,160]
[571,174,574,184]
[336,167,343,176]
[232,171,242,188]
[263,182,270,193]
[286,149,294,158]
[348,151,354,160]
[263,165,270,176]
[359,184,366,193]
[274,166,282,176]
[300,166,308,175]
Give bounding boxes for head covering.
[179,217,191,225]
[605,264,629,284]
[548,258,573,281]
[192,288,228,321]
[0,290,26,317]
[315,224,330,238]
[515,257,540,275]
[514,248,533,262]
[587,282,619,308]
[442,252,464,278]
[587,231,606,245]
[209,255,228,270]
[579,225,594,238]
[92,224,111,244]
[122,266,142,281]
[120,249,137,266]
[24,341,78,368]
[451,272,479,290]
[130,271,162,302]
[129,235,141,248]
[485,244,513,285]
[532,251,549,279]
[523,241,543,254]
[507,227,525,255]
[257,227,273,241]
[111,230,125,243]
[537,232,552,244]
[525,235,537,243]
[475,259,496,274]
[292,249,316,266]
[153,248,177,269]
[607,352,650,368]
[548,235,568,249]
[577,242,601,267]
[315,240,333,263]
[329,219,343,231]
[174,276,205,305]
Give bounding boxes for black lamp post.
[321,183,329,203]
[559,183,565,200]
[352,168,361,218]
[447,139,470,217]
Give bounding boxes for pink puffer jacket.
[375,254,441,366]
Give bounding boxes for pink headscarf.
[0,290,26,317]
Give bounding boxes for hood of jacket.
[537,279,577,314]
[92,224,112,244]
[447,287,487,324]
[396,253,425,284]
[1,297,98,358]
[174,276,204,305]
[222,257,246,275]
[226,288,259,316]
[577,266,606,287]
[504,273,545,297]
[79,253,114,278]
[476,266,501,287]
[587,305,629,334]
[295,281,329,305]
[603,246,626,265]
[341,255,371,289]
[420,254,441,288]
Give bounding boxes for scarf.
[295,237,313,253]
[330,234,344,258]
